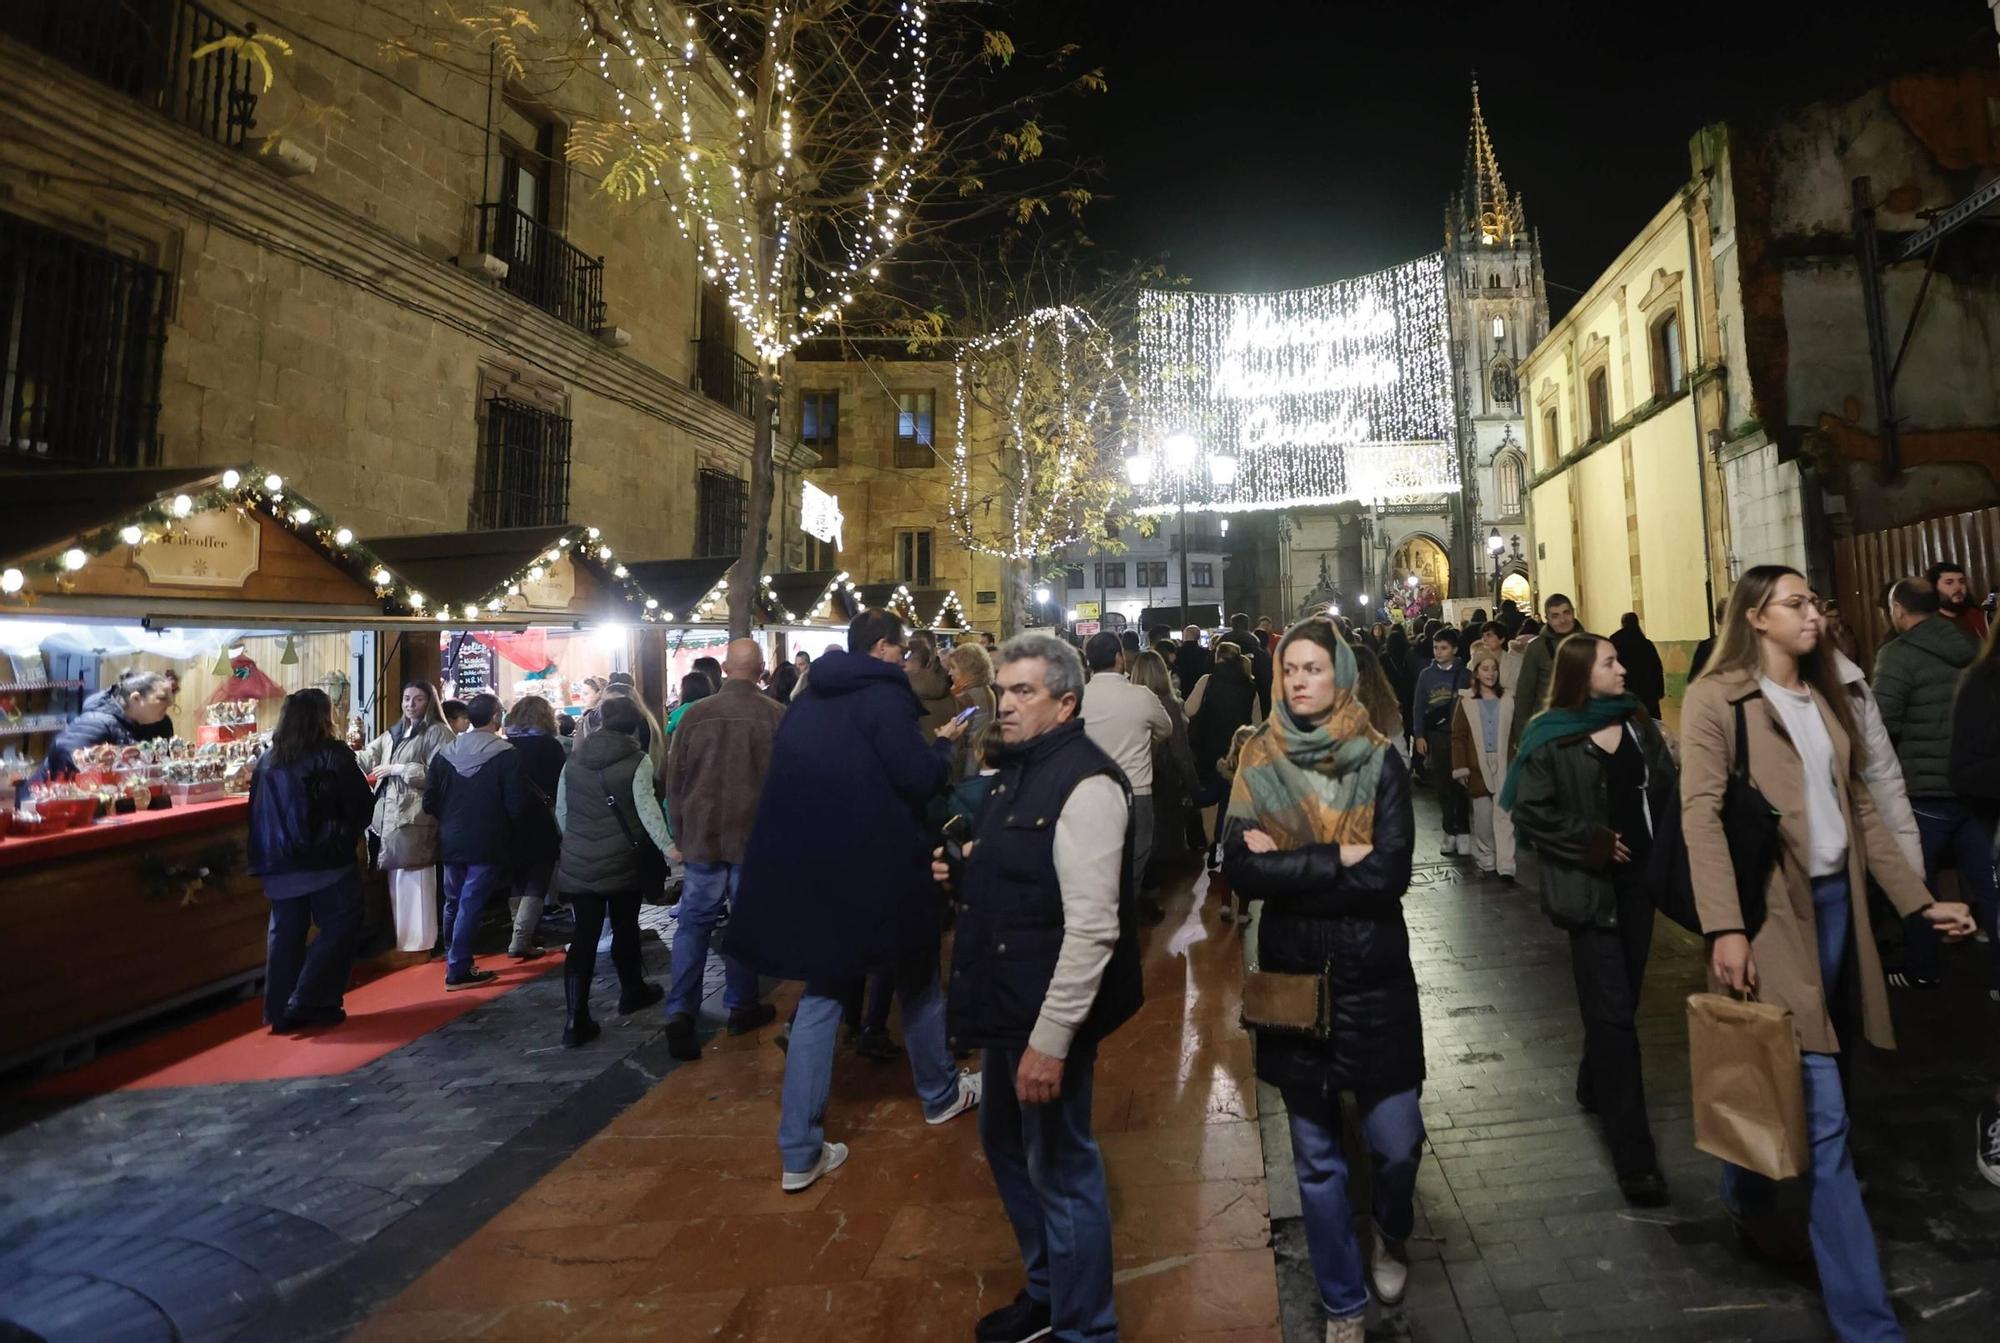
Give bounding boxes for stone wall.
[1721,436,1811,579]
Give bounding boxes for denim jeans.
[1905,801,2000,986]
[777,955,957,1171]
[1723,875,1902,1342]
[441,862,507,979]
[1285,1085,1426,1321]
[666,860,759,1019]
[263,868,363,1024]
[981,1043,1118,1343]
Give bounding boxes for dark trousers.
[264,868,364,1025]
[1426,729,1468,836]
[565,889,645,991]
[1904,800,2000,985]
[1568,882,1658,1177]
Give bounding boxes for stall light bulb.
[263,473,283,492]
[546,551,562,564]
[171,494,194,517]
[409,591,426,608]
[488,599,502,611]
[1,568,23,594]
[221,470,241,490]
[587,527,601,539]
[599,545,614,560]
[372,568,392,586]
[528,566,545,581]
[293,507,314,525]
[613,565,629,578]
[334,528,352,546]
[62,549,88,571]
[120,526,144,545]
[558,537,572,548]
[508,584,522,596]
[646,598,659,610]
[463,604,478,619]
[662,611,675,622]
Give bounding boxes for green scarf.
[1497,692,1640,811]
[1225,638,1387,847]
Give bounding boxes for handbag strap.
[592,763,647,852]
[1732,698,1752,784]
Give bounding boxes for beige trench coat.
[1679,666,1932,1054]
[356,721,456,871]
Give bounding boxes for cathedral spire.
[1460,77,1525,246]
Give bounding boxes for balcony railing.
[4,0,262,150]
[693,335,757,419]
[476,203,606,336]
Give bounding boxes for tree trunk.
[730,360,776,637]
[999,556,1031,638]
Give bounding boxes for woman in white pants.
[356,681,457,951]
[1450,651,1517,879]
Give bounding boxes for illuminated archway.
[1499,568,1532,611]
[1389,534,1449,600]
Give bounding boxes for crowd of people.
[236,559,2000,1343]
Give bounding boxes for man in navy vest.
[935,633,1143,1343]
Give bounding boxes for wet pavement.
[2,780,1995,1341]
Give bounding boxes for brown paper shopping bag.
[1686,992,1808,1181]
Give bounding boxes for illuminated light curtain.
[1130,253,1458,514]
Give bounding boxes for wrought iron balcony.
[693,334,758,419]
[4,0,263,150]
[475,203,606,336]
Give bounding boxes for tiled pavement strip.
[1,781,1995,1341]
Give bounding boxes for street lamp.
[1034,584,1051,605]
[1487,526,1505,609]
[1127,433,1236,629]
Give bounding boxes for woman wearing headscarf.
[1504,633,1676,1206]
[356,680,456,953]
[1221,621,1421,1343]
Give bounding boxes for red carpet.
[31,955,561,1096]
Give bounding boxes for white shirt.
[1035,774,1128,1059]
[1760,677,1848,877]
[1081,671,1170,795]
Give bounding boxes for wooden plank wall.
[113,633,355,734]
[1833,506,1999,667]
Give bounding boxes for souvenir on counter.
[205,698,259,729]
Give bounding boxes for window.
[476,396,572,528]
[803,534,837,570]
[694,283,753,417]
[800,389,839,465]
[1541,408,1560,465]
[1652,311,1685,398]
[897,529,933,584]
[1066,569,1084,591]
[1137,561,1169,587]
[1490,359,1516,406]
[1094,562,1127,589]
[1191,562,1215,589]
[1495,452,1524,519]
[695,467,746,557]
[1586,369,1610,442]
[480,101,603,334]
[893,390,936,467]
[1,211,168,467]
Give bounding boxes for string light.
[1131,254,1458,514]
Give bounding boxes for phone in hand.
[950,705,979,726]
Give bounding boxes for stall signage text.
[134,508,262,588]
[801,482,844,549]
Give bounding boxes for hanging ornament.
[211,645,234,677]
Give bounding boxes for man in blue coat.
[726,608,980,1191]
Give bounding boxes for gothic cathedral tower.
[1442,80,1547,605]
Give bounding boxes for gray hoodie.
[438,727,513,778]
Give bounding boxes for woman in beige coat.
[1681,565,1972,1341]
[356,681,457,952]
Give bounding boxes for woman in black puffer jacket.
[1222,620,1421,1343]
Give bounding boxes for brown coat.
[1448,689,1516,801]
[1679,666,1932,1054]
[664,678,786,864]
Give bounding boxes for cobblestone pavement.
[0,904,729,1343]
[1262,790,2000,1343]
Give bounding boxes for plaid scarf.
[1225,637,1387,846]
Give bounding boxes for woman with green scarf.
[1221,619,1420,1343]
[1504,632,1678,1208]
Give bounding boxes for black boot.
[561,971,599,1048]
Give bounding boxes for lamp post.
[1487,526,1505,611]
[1127,433,1235,630]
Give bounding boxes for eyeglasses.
[1762,595,1824,615]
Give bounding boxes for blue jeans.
[1287,1085,1426,1321]
[441,862,507,979]
[666,860,759,1019]
[981,1043,1117,1343]
[263,868,363,1024]
[777,956,957,1171]
[1905,801,2000,986]
[1723,875,1902,1342]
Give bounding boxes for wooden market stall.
[0,465,410,1071]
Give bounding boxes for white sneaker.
[926,1068,984,1125]
[1368,1220,1409,1305]
[1325,1316,1366,1343]
[1459,834,1476,856]
[781,1141,848,1192]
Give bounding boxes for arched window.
[1652,310,1685,397]
[1489,359,1516,406]
[1586,369,1611,441]
[1495,451,1524,518]
[1540,407,1560,469]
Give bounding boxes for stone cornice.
[0,37,801,470]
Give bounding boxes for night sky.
[1019,0,1995,313]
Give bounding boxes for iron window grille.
[475,203,605,336]
[693,335,757,419]
[475,396,571,529]
[4,0,263,149]
[1,210,168,468]
[696,467,746,558]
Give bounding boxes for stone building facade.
[0,0,814,570]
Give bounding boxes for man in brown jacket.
[662,637,784,1059]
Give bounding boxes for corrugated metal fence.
[1833,506,1999,666]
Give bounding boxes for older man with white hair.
[936,633,1143,1343]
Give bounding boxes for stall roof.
[625,556,735,625]
[0,467,221,567]
[363,526,573,610]
[853,583,968,631]
[761,569,856,627]
[360,525,665,624]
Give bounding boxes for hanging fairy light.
[1130,253,1458,514]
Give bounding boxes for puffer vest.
[555,732,648,895]
[946,719,1144,1052]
